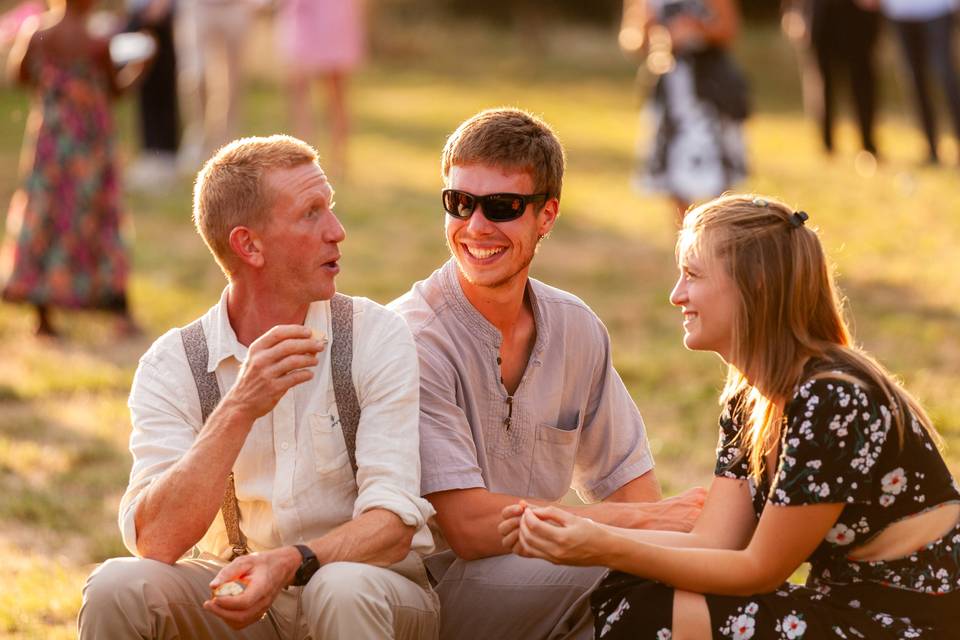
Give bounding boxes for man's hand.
[225,325,325,422]
[203,547,300,629]
[498,500,528,550]
[611,486,706,531]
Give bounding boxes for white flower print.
[879,494,895,507]
[881,468,907,495]
[745,602,758,615]
[730,613,755,640]
[781,614,807,639]
[656,629,672,640]
[826,523,856,545]
[599,598,630,637]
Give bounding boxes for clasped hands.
[498,501,610,567]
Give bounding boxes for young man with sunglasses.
[389,108,704,639]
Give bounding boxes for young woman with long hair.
[499,194,960,638]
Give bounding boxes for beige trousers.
[78,555,439,639]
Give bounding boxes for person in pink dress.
[276,0,365,180]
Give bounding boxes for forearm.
[431,488,554,560]
[135,399,254,563]
[308,508,415,566]
[600,530,780,595]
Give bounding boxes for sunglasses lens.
[443,190,475,219]
[484,195,525,221]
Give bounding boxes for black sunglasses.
[441,189,548,222]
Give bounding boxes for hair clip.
[751,197,768,208]
[789,210,809,228]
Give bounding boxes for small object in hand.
[311,329,329,349]
[212,578,248,598]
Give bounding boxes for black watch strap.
[292,544,320,586]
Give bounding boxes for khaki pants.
[425,551,607,640]
[78,554,439,639]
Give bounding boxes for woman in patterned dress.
[499,194,960,638]
[1,0,140,337]
[620,0,748,224]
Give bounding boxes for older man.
[79,135,439,639]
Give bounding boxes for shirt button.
[281,442,289,451]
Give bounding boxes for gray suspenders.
[179,293,359,559]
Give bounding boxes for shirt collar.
[203,287,331,373]
[439,258,549,357]
[205,287,248,372]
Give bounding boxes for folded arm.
[130,325,324,563]
[432,471,704,561]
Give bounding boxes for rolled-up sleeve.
[119,342,201,557]
[352,305,436,554]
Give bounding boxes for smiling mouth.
[463,245,505,260]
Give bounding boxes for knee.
[79,557,159,636]
[82,557,147,612]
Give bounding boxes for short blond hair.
[193,135,318,275]
[441,107,565,200]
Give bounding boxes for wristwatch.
[291,544,320,586]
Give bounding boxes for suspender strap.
[179,296,362,559]
[180,319,248,559]
[330,293,361,474]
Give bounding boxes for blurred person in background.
[781,0,881,159]
[0,0,142,338]
[880,0,960,165]
[124,0,181,189]
[177,0,256,171]
[620,0,749,225]
[502,194,960,639]
[276,0,365,181]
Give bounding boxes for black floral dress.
[592,369,960,639]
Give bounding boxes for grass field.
[1,14,959,638]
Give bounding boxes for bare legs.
[288,69,351,180]
[672,590,712,640]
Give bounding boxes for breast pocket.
[309,413,351,476]
[528,415,583,498]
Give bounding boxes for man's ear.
[537,198,560,237]
[228,226,264,269]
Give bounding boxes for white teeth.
[466,246,504,259]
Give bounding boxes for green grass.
[1,15,959,637]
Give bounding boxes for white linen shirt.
[119,289,435,561]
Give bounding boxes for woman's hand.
[514,506,612,567]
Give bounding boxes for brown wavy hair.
[441,107,565,201]
[679,194,940,481]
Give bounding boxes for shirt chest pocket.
[309,413,351,476]
[527,413,583,498]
